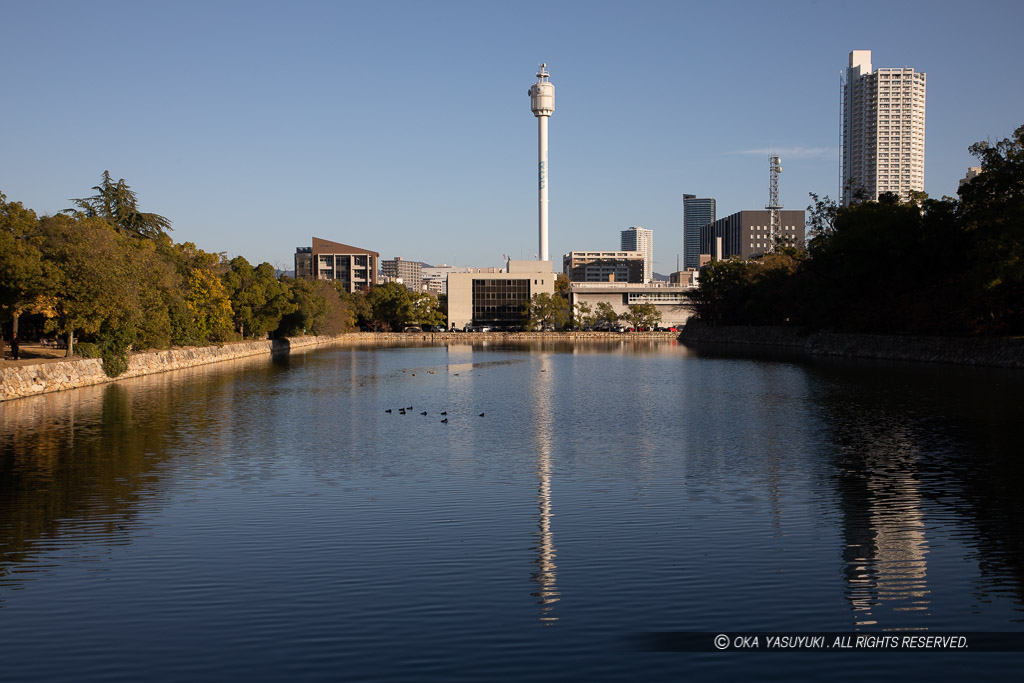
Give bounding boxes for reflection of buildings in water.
[530,354,559,622]
[837,424,931,627]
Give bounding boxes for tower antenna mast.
[528,63,555,262]
[766,155,783,252]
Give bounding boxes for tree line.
[0,172,447,374]
[686,124,1024,336]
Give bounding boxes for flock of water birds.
[379,366,490,423]
[384,406,484,423]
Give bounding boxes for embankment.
[0,336,336,402]
[1,331,678,402]
[677,323,1024,368]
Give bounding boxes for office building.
[447,261,555,331]
[381,257,423,292]
[683,195,715,269]
[294,237,378,292]
[700,210,805,261]
[562,251,645,283]
[568,282,693,328]
[620,226,653,283]
[842,49,926,205]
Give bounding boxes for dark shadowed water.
[2,340,1023,681]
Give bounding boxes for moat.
[2,340,1023,681]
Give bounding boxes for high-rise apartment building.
[842,49,926,205]
[620,226,653,283]
[381,257,423,292]
[683,195,716,269]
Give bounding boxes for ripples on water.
[1,341,1023,681]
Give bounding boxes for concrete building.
[620,226,653,283]
[562,251,645,283]
[669,269,699,286]
[381,257,423,292]
[959,166,983,189]
[568,282,693,328]
[294,237,378,292]
[700,210,805,261]
[843,49,926,205]
[683,195,716,269]
[447,261,555,331]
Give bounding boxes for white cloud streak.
[730,147,838,159]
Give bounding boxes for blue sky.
[3,0,1022,273]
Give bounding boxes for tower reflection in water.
[529,353,559,623]
[831,404,932,628]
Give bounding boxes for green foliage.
[222,256,296,338]
[94,326,134,377]
[524,292,569,330]
[689,122,1024,335]
[625,303,662,330]
[554,273,569,293]
[594,301,618,327]
[276,277,328,336]
[67,171,172,239]
[0,193,47,332]
[340,288,373,329]
[365,282,413,331]
[409,292,445,327]
[311,280,355,335]
[572,301,594,329]
[74,342,100,358]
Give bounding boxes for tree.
[339,288,372,329]
[170,242,234,345]
[67,171,172,239]
[524,292,569,330]
[571,301,594,329]
[222,256,295,338]
[625,303,662,330]
[409,292,445,327]
[365,282,413,331]
[594,301,618,328]
[958,124,1024,332]
[38,214,141,357]
[0,193,46,339]
[276,277,328,336]
[554,273,570,294]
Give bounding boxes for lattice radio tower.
[766,155,783,252]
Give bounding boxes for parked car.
[404,326,422,333]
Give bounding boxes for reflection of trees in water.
[0,358,270,593]
[812,362,1024,626]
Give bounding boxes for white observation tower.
[529,63,555,262]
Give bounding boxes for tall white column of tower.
[529,63,555,262]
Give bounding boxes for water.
[2,340,1023,681]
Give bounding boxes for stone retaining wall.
[678,323,1024,368]
[0,335,336,402]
